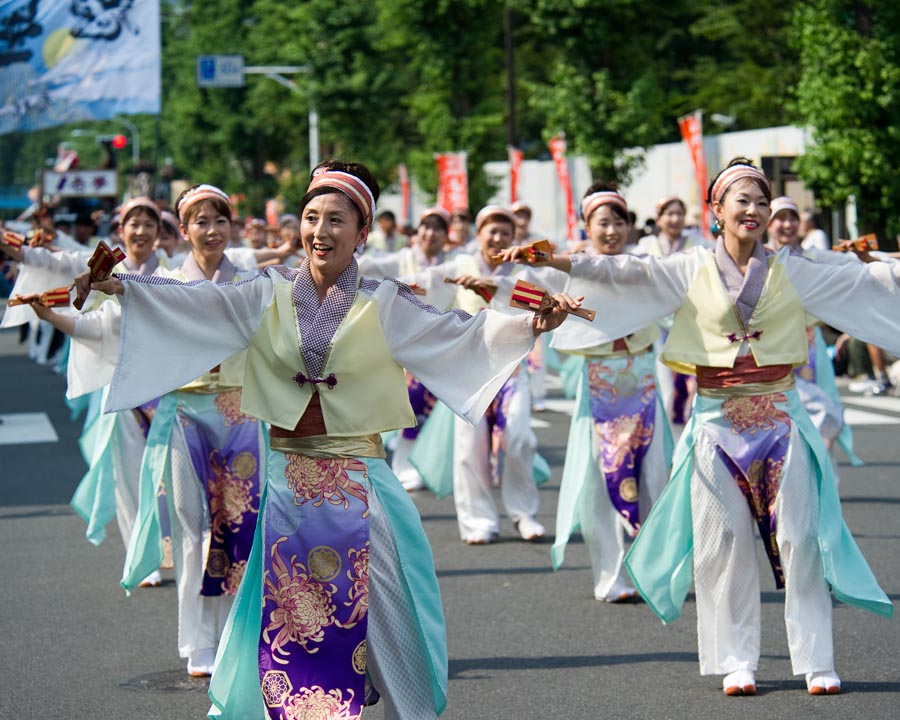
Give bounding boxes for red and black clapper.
[7,286,72,308]
[510,279,595,321]
[75,241,126,310]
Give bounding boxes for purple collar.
[181,252,236,284]
[714,238,768,328]
[122,252,159,276]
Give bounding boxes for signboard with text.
[42,170,118,197]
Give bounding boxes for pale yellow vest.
[579,323,659,357]
[661,252,808,375]
[240,281,415,434]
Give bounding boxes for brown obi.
[696,355,795,398]
[270,392,326,439]
[268,393,385,457]
[612,338,628,352]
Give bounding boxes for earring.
[712,218,723,234]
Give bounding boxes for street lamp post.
[243,65,319,171]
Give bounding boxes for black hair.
[419,214,449,233]
[583,180,629,222]
[298,160,381,230]
[377,210,396,223]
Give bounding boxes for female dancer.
[550,184,672,602]
[116,185,267,678]
[500,158,899,696]
[767,195,863,465]
[1,199,169,581]
[87,161,569,719]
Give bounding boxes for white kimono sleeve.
[0,247,90,328]
[104,273,277,412]
[371,281,536,424]
[551,250,702,352]
[784,252,900,356]
[67,301,122,399]
[357,249,406,280]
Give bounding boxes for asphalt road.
[2,329,899,720]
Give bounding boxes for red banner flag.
[434,152,468,214]
[508,146,523,204]
[398,163,410,225]
[548,135,578,242]
[677,110,710,238]
[265,199,279,228]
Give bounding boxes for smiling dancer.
[87,161,571,719]
[498,158,898,697]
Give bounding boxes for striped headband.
[581,191,627,222]
[307,170,375,226]
[419,206,451,227]
[655,195,684,217]
[176,184,232,221]
[119,196,160,223]
[710,164,771,204]
[160,210,182,238]
[510,201,531,216]
[475,205,517,232]
[768,196,799,225]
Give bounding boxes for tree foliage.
[6,0,899,230]
[791,0,900,244]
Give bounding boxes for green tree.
[791,0,900,248]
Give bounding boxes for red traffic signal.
[111,134,128,150]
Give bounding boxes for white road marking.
[0,413,59,445]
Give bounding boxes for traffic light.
[112,134,128,150]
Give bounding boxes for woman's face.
[587,204,629,256]
[301,193,367,279]
[768,209,800,249]
[122,209,159,264]
[657,202,685,239]
[416,220,447,258]
[714,178,770,245]
[154,225,178,258]
[183,201,230,266]
[478,220,514,266]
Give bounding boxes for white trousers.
[580,410,668,600]
[391,435,424,490]
[691,424,835,676]
[452,374,539,539]
[169,424,232,658]
[112,410,146,548]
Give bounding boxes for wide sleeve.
[784,252,900,356]
[371,280,535,424]
[104,273,277,412]
[67,301,122,399]
[357,249,404,279]
[0,247,90,328]
[550,250,702,352]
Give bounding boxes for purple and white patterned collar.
[180,252,236,284]
[714,238,768,328]
[121,252,159,276]
[291,257,358,379]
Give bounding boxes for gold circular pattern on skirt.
[261,669,292,707]
[308,545,341,581]
[231,451,258,480]
[613,370,638,396]
[618,477,639,503]
[352,640,367,675]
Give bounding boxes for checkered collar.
[292,257,359,379]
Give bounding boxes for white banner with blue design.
[0,0,160,135]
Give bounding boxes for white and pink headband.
[581,191,627,222]
[475,205,517,232]
[710,164,771,204]
[119,196,160,223]
[419,206,451,227]
[768,196,799,224]
[655,195,684,217]
[176,184,232,221]
[307,169,375,226]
